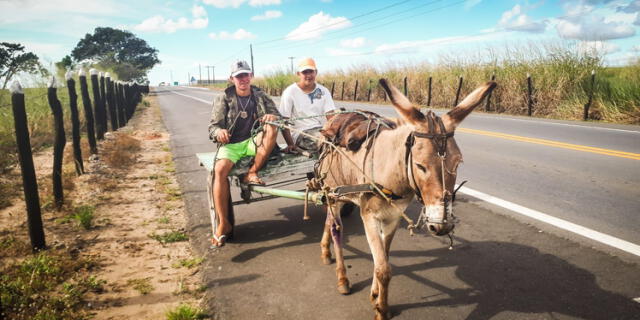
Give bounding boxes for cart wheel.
[208,172,235,241]
[340,202,356,217]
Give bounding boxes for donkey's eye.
[416,164,427,172]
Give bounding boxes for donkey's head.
[379,79,496,236]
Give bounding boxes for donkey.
[316,79,496,320]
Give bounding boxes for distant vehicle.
[159,82,166,86]
[173,81,179,86]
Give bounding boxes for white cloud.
[286,11,351,41]
[249,0,281,6]
[374,32,505,55]
[202,0,245,8]
[209,29,256,40]
[632,45,640,51]
[498,5,546,33]
[636,14,640,26]
[465,0,482,10]
[576,40,620,55]
[556,14,636,40]
[251,10,282,21]
[616,0,640,13]
[134,5,208,33]
[340,37,366,48]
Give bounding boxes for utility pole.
[250,44,254,75]
[205,65,214,84]
[170,70,173,85]
[288,56,295,74]
[188,72,191,86]
[199,64,202,85]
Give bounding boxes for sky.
[1,0,639,85]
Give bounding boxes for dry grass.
[101,133,141,168]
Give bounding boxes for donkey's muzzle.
[426,222,454,236]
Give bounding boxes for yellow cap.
[297,57,317,72]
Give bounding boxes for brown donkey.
[316,79,496,320]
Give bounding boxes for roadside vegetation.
[253,42,639,124]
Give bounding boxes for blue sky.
[1,0,639,85]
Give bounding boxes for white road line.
[469,115,640,134]
[168,90,212,105]
[459,186,640,257]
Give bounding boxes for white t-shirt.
[278,83,336,141]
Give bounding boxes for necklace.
[238,95,251,119]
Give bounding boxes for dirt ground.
[0,95,205,319]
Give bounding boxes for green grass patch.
[149,230,188,244]
[165,303,208,320]
[127,277,154,295]
[57,205,95,230]
[157,216,171,224]
[172,257,204,269]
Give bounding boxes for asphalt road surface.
[154,86,640,320]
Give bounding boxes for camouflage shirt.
[208,85,280,143]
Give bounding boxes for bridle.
[404,111,465,231]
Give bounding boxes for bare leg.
[329,203,350,294]
[246,123,277,179]
[320,211,332,265]
[212,159,234,245]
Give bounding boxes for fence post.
[106,74,118,131]
[117,82,127,126]
[65,71,84,175]
[485,74,496,112]
[46,77,66,209]
[527,73,534,116]
[403,76,408,97]
[341,82,345,101]
[583,70,596,121]
[453,75,463,107]
[99,72,108,132]
[124,83,132,120]
[90,69,105,139]
[353,79,359,101]
[330,81,335,98]
[10,81,46,251]
[427,76,432,106]
[78,69,98,154]
[367,79,372,102]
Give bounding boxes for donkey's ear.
[379,78,424,125]
[442,81,496,131]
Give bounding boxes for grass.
[165,303,207,320]
[127,277,154,295]
[149,230,189,244]
[253,41,639,124]
[102,133,141,168]
[0,249,99,320]
[157,216,171,224]
[172,257,204,269]
[57,205,95,230]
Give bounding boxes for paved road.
[154,86,640,319]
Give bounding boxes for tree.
[0,42,44,89]
[71,27,160,81]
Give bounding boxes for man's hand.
[283,144,298,153]
[260,114,278,123]
[216,129,230,144]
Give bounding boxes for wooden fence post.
[117,82,127,126]
[485,74,496,112]
[341,82,345,101]
[454,75,463,107]
[330,81,335,98]
[10,81,46,251]
[403,76,408,97]
[99,72,108,131]
[106,74,118,131]
[47,77,66,209]
[354,79,359,101]
[78,69,98,154]
[367,79,372,102]
[527,73,534,116]
[427,76,432,106]
[90,69,105,139]
[65,71,84,175]
[583,70,596,121]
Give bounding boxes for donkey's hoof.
[321,255,332,265]
[337,280,351,295]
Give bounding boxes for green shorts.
[215,137,257,163]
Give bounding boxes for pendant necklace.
[238,95,251,119]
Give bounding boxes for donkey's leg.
[320,210,332,265]
[328,202,350,294]
[361,210,392,320]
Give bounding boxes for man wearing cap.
[208,60,280,247]
[279,57,336,154]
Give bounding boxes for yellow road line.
[458,127,640,161]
